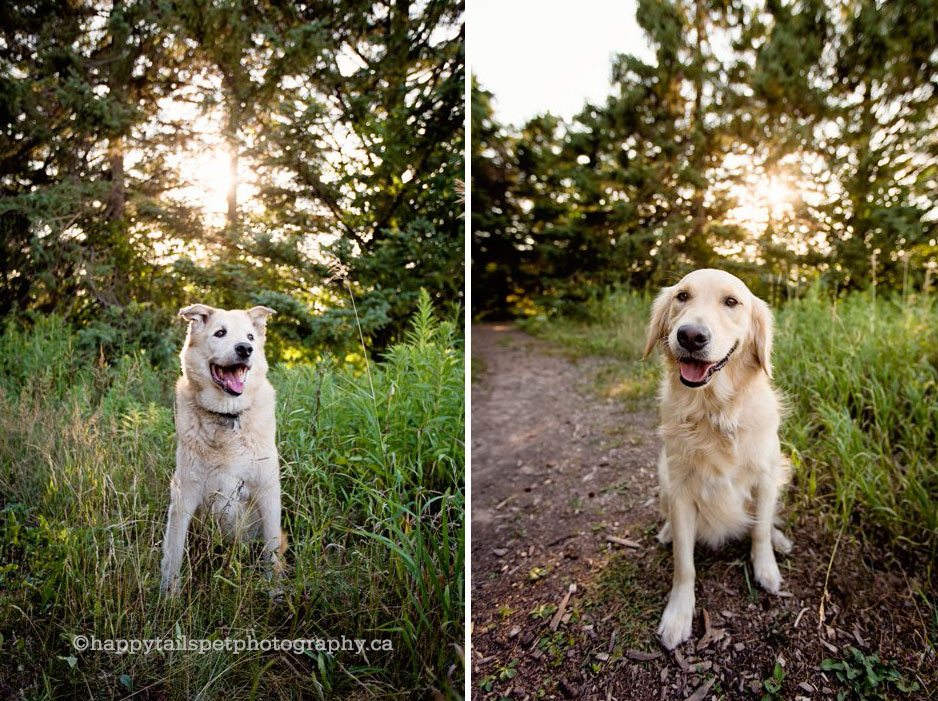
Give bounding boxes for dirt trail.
[470,324,935,700]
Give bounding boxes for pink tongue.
[223,370,244,394]
[680,361,713,383]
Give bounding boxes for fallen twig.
[549,583,577,631]
[605,535,641,548]
[793,606,809,629]
[625,649,662,661]
[819,520,846,633]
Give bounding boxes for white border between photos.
[463,0,473,695]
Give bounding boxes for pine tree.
[1,0,465,359]
[470,80,523,316]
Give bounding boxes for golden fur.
[160,304,285,595]
[643,269,791,649]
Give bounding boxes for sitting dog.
[643,269,792,649]
[160,303,285,594]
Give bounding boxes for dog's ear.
[643,287,673,359]
[179,304,214,326]
[247,306,276,330]
[750,297,774,377]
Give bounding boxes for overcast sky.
[470,0,653,126]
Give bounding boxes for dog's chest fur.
[659,376,778,546]
[175,380,278,517]
[182,411,262,456]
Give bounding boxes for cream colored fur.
[159,304,285,595]
[643,269,791,649]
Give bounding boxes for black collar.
[175,397,244,429]
[211,411,241,421]
[204,408,243,429]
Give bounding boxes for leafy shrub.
[821,647,920,699]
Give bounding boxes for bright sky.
[470,0,653,126]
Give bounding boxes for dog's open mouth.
[677,342,738,388]
[210,363,249,396]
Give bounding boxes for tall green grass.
[0,293,464,698]
[774,289,938,552]
[521,288,938,560]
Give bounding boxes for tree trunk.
[689,0,708,251]
[105,0,128,222]
[224,74,240,228]
[106,136,125,220]
[851,76,875,285]
[370,0,411,241]
[227,140,238,227]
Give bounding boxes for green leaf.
[896,680,921,693]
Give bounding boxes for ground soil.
[470,323,936,701]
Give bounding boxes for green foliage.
[519,289,651,360]
[0,0,464,359]
[471,0,938,315]
[820,647,920,700]
[74,302,183,369]
[0,303,464,697]
[762,662,786,701]
[476,659,517,693]
[775,290,938,550]
[518,290,659,400]
[471,79,526,316]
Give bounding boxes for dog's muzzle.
[677,341,738,388]
[210,362,250,396]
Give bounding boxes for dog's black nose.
[235,343,253,359]
[676,324,710,352]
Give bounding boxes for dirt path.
[470,324,935,700]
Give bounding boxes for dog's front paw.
[657,591,694,649]
[656,521,672,545]
[753,551,782,594]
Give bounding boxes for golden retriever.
[160,304,285,595]
[643,269,791,649]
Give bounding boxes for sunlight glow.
[153,85,263,229]
[727,175,798,232]
[174,148,233,219]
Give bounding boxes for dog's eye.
[725,297,739,307]
[676,291,689,302]
[214,328,226,338]
[247,334,254,341]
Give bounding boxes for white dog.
[160,303,285,595]
[643,269,791,649]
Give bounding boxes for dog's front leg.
[256,480,284,577]
[160,476,199,595]
[658,488,697,649]
[751,474,783,593]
